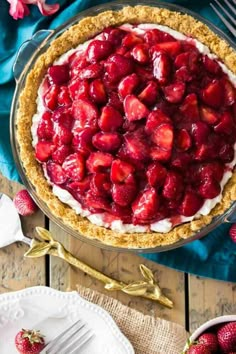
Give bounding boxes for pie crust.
[16,5,236,248]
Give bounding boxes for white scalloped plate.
[0,286,134,354]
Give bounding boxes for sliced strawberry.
[201,80,223,108]
[214,111,234,135]
[153,52,171,84]
[164,82,185,103]
[138,81,159,106]
[162,171,183,199]
[174,51,199,72]
[68,79,89,101]
[53,124,73,145]
[199,176,221,199]
[200,106,220,125]
[144,29,175,45]
[67,176,91,195]
[175,67,193,82]
[191,121,210,146]
[99,105,123,132]
[131,44,149,64]
[150,146,171,162]
[122,33,143,47]
[85,191,111,212]
[145,109,171,134]
[171,151,192,169]
[44,85,59,111]
[135,65,154,82]
[176,129,192,151]
[124,94,149,121]
[52,107,73,128]
[105,54,134,83]
[92,132,122,152]
[13,190,38,216]
[112,181,137,207]
[132,188,159,221]
[200,161,224,182]
[78,63,103,80]
[152,41,182,57]
[52,144,72,164]
[111,203,132,223]
[89,79,107,104]
[104,27,126,46]
[118,73,139,99]
[46,161,67,185]
[35,141,55,162]
[110,159,135,183]
[57,86,71,106]
[72,127,95,155]
[48,65,70,85]
[219,143,234,162]
[69,52,88,77]
[72,99,98,129]
[222,78,235,106]
[90,173,111,196]
[62,152,85,181]
[202,55,222,75]
[179,93,200,121]
[86,151,113,173]
[146,162,167,187]
[194,144,215,161]
[37,111,53,140]
[178,191,203,216]
[108,92,124,113]
[151,123,174,150]
[87,40,113,63]
[124,129,149,160]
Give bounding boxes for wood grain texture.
[188,275,236,333]
[0,174,46,292]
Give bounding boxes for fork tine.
[210,3,236,37]
[60,328,94,354]
[215,0,236,25]
[223,0,236,16]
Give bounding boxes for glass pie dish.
[10,0,236,253]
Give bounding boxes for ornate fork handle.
[24,227,173,309]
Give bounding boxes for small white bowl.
[183,315,236,352]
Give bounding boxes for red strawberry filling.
[34,24,236,230]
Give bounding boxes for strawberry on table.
[15,329,45,354]
[13,190,38,216]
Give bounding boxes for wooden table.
[1,172,235,334]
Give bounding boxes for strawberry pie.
[16,5,236,248]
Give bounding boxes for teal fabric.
[0,0,235,281]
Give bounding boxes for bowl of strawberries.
[183,315,236,353]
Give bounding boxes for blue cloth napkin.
[0,0,235,282]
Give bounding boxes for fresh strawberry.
[92,132,122,152]
[85,191,110,212]
[89,79,107,104]
[150,146,171,162]
[124,94,149,121]
[108,92,124,113]
[72,99,98,129]
[180,93,200,121]
[191,122,210,146]
[162,171,183,199]
[90,173,111,196]
[132,188,159,221]
[199,176,221,199]
[86,40,113,63]
[99,105,123,131]
[138,81,159,106]
[35,141,55,162]
[214,111,234,135]
[122,33,143,47]
[72,127,95,155]
[68,79,89,100]
[124,129,149,160]
[118,73,140,99]
[153,52,171,84]
[229,224,236,243]
[52,108,73,129]
[111,203,132,223]
[151,123,174,150]
[48,65,70,85]
[202,55,222,75]
[78,63,103,80]
[176,129,192,151]
[201,80,223,108]
[69,52,88,77]
[57,86,72,106]
[86,151,113,173]
[37,111,54,140]
[110,159,135,183]
[198,332,219,352]
[112,180,137,206]
[146,162,167,187]
[144,29,175,45]
[53,123,72,145]
[175,51,199,72]
[200,106,219,125]
[46,161,67,185]
[178,191,203,216]
[103,27,126,46]
[152,41,182,57]
[15,329,45,354]
[175,66,193,82]
[67,176,91,195]
[187,344,211,354]
[13,190,38,217]
[217,321,236,353]
[145,109,171,134]
[52,144,72,164]
[62,153,85,181]
[164,82,185,103]
[105,54,134,83]
[44,85,59,111]
[131,44,149,64]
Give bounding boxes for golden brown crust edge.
[16,5,236,249]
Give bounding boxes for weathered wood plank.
[188,275,236,333]
[0,174,46,292]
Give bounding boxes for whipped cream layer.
[32,23,236,234]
